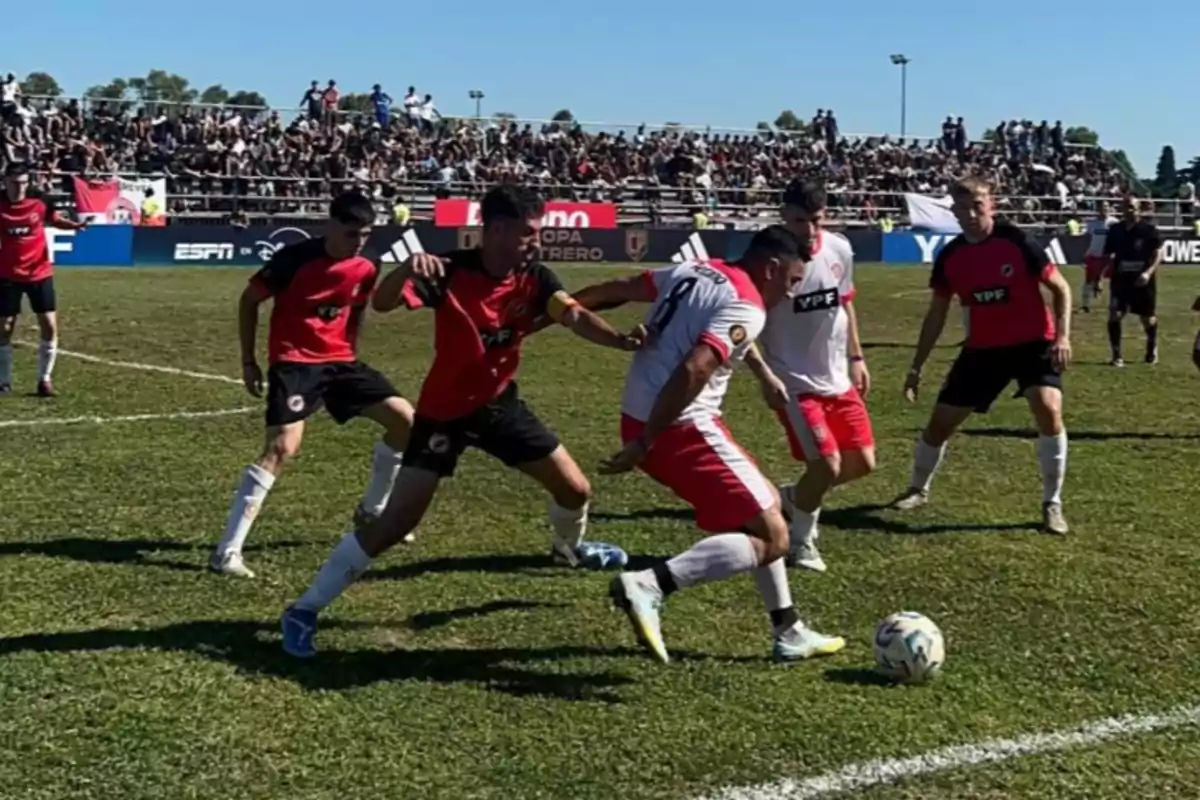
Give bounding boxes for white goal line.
[697,702,1200,799]
[0,407,256,429]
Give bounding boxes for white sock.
[790,507,820,548]
[37,339,57,382]
[752,558,796,634]
[294,532,372,612]
[0,344,11,385]
[549,499,589,551]
[663,533,759,589]
[359,441,404,515]
[1037,431,1068,505]
[216,464,276,555]
[909,438,947,493]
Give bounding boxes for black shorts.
[403,381,560,477]
[0,277,56,316]
[1109,274,1157,317]
[936,341,1062,413]
[265,361,400,427]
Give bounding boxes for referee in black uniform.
[1103,198,1162,366]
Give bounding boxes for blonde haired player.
[1081,201,1117,312]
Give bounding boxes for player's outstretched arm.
[529,274,656,334]
[372,254,447,312]
[904,293,952,402]
[547,291,645,352]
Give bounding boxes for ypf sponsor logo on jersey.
[174,243,234,261]
[971,286,1009,305]
[1159,239,1200,264]
[792,287,840,313]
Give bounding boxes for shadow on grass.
[958,426,1200,442]
[0,537,306,572]
[407,600,567,631]
[824,667,897,687]
[364,553,667,582]
[822,504,1040,536]
[0,619,639,703]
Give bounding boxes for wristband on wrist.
[849,355,865,363]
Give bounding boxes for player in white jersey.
[743,181,874,573]
[569,226,846,665]
[1082,201,1117,312]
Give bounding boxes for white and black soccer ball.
[874,611,945,685]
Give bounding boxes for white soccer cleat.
[773,622,846,663]
[1042,502,1069,536]
[609,572,669,664]
[210,549,255,579]
[891,488,929,511]
[789,541,828,573]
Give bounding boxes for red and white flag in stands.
[72,176,167,224]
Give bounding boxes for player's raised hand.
[242,361,264,398]
[903,368,921,404]
[600,439,647,475]
[1050,337,1072,371]
[405,253,449,279]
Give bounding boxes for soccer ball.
[874,611,945,685]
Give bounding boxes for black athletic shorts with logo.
[0,277,56,316]
[936,340,1062,413]
[403,381,560,477]
[1109,273,1157,318]
[265,360,400,427]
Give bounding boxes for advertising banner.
[883,232,1070,266]
[433,199,618,229]
[72,176,168,225]
[47,226,133,266]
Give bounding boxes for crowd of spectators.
[1,71,1135,225]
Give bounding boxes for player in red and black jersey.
[281,185,647,658]
[0,162,88,397]
[211,192,413,579]
[1103,197,1162,366]
[894,177,1074,535]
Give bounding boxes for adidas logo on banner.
[671,232,711,264]
[380,228,426,263]
[1043,238,1067,267]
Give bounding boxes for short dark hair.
[738,224,809,265]
[329,191,375,227]
[4,162,30,178]
[480,185,545,227]
[781,179,827,212]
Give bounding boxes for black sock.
[651,562,679,597]
[1146,323,1158,354]
[770,606,800,630]
[1107,320,1122,357]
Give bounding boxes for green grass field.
[1,263,1199,800]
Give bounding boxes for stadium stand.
[0,74,1177,228]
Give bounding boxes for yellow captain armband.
[546,290,580,323]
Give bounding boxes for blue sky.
[7,1,1192,175]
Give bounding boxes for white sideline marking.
[13,341,241,385]
[0,407,255,429]
[699,703,1200,800]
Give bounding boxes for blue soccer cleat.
[281,605,319,659]
[551,539,629,571]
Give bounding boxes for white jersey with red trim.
[621,259,765,424]
[758,231,856,397]
[1085,216,1117,257]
